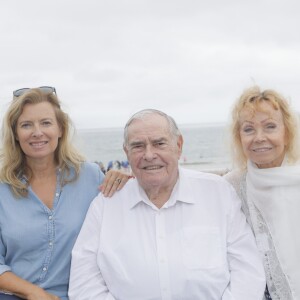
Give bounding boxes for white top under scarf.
[247,160,300,300]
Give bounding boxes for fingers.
[100,170,133,197]
[117,176,128,191]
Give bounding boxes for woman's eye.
[242,127,253,133]
[21,123,31,128]
[266,124,276,129]
[42,121,52,126]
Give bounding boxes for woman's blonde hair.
[0,88,85,197]
[230,85,300,169]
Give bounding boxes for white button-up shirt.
[69,168,265,300]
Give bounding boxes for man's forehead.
[129,135,168,143]
[128,117,170,133]
[129,114,168,126]
[127,125,172,143]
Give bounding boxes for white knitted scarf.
[247,160,300,300]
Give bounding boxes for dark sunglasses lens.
[13,86,56,97]
[39,86,56,94]
[13,88,29,97]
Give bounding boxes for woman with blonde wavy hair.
[0,87,129,300]
[225,86,300,300]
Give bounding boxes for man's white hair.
[123,109,181,147]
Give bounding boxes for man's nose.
[143,145,157,161]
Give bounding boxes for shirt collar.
[128,167,195,210]
[20,167,63,185]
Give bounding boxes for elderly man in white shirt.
[69,109,265,300]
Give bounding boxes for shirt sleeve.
[0,229,12,275]
[68,195,116,300]
[223,185,266,300]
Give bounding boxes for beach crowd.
[95,160,131,175]
[0,86,299,299]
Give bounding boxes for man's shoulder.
[95,178,138,206]
[180,167,228,185]
[179,167,237,201]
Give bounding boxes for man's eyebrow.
[128,137,168,147]
[129,140,144,147]
[152,137,168,143]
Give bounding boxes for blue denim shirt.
[0,162,104,300]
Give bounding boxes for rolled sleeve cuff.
[0,265,12,276]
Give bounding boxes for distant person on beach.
[0,87,129,300]
[106,160,113,172]
[114,160,121,169]
[224,86,300,299]
[121,160,131,174]
[95,161,106,174]
[69,109,265,299]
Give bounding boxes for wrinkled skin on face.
[239,102,287,168]
[124,114,183,204]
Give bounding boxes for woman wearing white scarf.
[224,86,300,300]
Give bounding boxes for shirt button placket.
[39,212,55,281]
[156,210,171,300]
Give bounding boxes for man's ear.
[123,144,129,158]
[177,135,184,158]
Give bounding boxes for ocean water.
[75,123,232,172]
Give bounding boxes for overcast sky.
[1,0,300,129]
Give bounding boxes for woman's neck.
[25,157,58,180]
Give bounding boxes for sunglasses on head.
[13,86,57,97]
